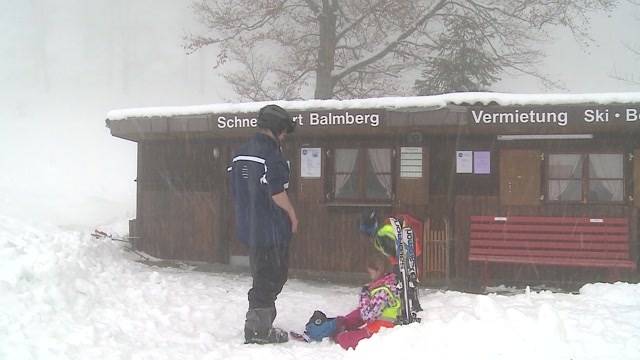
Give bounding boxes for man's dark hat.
[258,104,295,134]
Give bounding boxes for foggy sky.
[0,0,638,228]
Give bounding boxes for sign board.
[456,151,473,174]
[469,106,640,131]
[400,147,423,178]
[300,148,321,178]
[216,110,383,130]
[473,151,491,174]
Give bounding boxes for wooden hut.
[106,93,640,287]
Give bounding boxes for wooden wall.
[285,137,428,273]
[138,190,225,262]
[135,140,228,262]
[132,132,640,285]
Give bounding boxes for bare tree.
[611,44,640,85]
[185,0,624,100]
[611,3,640,86]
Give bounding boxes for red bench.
[468,216,636,285]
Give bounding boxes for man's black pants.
[248,244,290,310]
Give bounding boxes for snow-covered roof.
[106,92,640,121]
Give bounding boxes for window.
[547,153,624,202]
[333,148,392,201]
[588,154,624,201]
[548,154,583,201]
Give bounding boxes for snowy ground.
[1,215,640,360]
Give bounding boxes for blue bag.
[304,310,338,341]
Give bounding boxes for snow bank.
[1,215,639,359]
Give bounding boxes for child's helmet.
[373,224,397,258]
[359,209,378,237]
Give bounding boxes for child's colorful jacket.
[359,272,401,327]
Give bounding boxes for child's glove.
[305,310,338,341]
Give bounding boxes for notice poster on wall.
[473,151,491,174]
[301,147,321,178]
[456,151,473,173]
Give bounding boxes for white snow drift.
[1,215,639,360]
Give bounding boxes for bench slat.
[470,223,628,234]
[470,232,628,243]
[470,247,630,260]
[470,216,628,225]
[469,239,629,251]
[468,254,636,269]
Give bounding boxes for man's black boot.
[244,308,289,344]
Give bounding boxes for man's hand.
[272,191,298,234]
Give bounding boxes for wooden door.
[499,149,542,206]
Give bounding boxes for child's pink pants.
[334,309,393,350]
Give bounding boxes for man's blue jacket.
[228,133,292,248]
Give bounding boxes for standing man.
[228,104,298,344]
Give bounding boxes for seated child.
[359,210,423,313]
[305,253,401,350]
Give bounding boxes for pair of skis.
[91,230,149,261]
[389,217,421,324]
